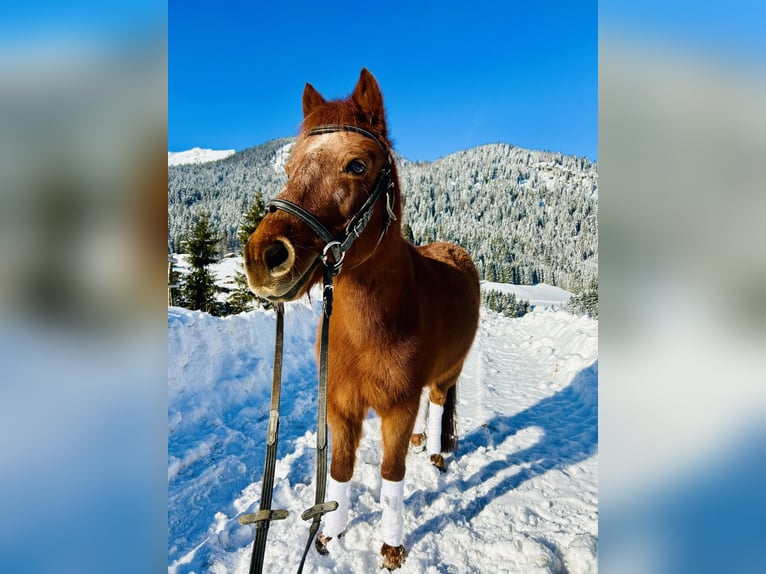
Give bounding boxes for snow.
[273,141,296,173]
[168,288,598,573]
[171,253,245,298]
[169,147,236,166]
[481,281,573,309]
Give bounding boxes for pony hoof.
[381,543,407,570]
[430,454,446,472]
[316,530,344,555]
[410,433,426,453]
[315,532,332,555]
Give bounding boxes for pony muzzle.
[263,237,296,278]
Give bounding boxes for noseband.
[265,124,397,278]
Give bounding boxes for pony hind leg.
[425,376,460,471]
[410,387,430,452]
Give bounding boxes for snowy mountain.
[168,147,236,166]
[168,292,598,573]
[168,139,597,294]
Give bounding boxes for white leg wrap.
[427,401,444,455]
[323,476,350,538]
[412,387,430,435]
[380,478,405,547]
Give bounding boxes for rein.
[241,124,396,573]
[239,303,289,574]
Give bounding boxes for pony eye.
[345,159,367,175]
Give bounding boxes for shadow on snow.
[406,360,598,545]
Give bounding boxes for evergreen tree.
[224,194,272,314]
[566,280,598,318]
[401,222,415,244]
[481,289,531,318]
[186,212,218,268]
[237,191,266,249]
[224,270,272,314]
[514,297,531,317]
[180,213,220,314]
[506,292,517,314]
[168,255,182,306]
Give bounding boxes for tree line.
[168,138,598,315]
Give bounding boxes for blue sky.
[169,1,597,162]
[600,1,766,67]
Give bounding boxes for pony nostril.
[264,240,290,272]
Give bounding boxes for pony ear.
[302,83,326,118]
[352,68,385,128]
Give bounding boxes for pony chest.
[326,324,416,403]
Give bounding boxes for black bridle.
[241,124,397,574]
[265,124,397,278]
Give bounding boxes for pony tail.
[440,384,458,453]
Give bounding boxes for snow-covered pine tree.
[237,191,266,249]
[223,193,272,314]
[401,222,415,244]
[481,289,531,318]
[168,255,182,306]
[566,280,598,318]
[180,213,220,314]
[169,140,598,293]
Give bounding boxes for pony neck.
[333,168,408,309]
[335,226,411,306]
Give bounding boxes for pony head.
[244,68,401,301]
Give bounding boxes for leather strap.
[266,199,336,246]
[307,124,389,153]
[296,266,339,573]
[242,303,288,574]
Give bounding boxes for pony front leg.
[379,404,417,570]
[380,478,406,569]
[317,408,363,553]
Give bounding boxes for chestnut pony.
[244,69,480,569]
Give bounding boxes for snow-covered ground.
[481,281,573,309]
[169,147,236,166]
[168,287,598,573]
[172,254,574,312]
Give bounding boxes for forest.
[168,138,597,294]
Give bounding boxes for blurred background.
[1,1,764,572]
[599,1,766,572]
[0,3,167,573]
